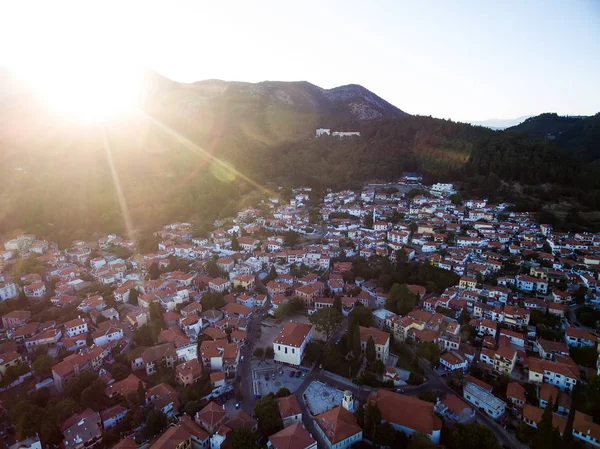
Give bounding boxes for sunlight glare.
[25,60,143,123]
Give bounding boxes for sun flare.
[25,62,143,123]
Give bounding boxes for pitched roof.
[368,390,442,436]
[506,382,526,402]
[105,373,145,397]
[196,401,227,427]
[358,326,390,346]
[277,394,302,420]
[314,406,362,444]
[268,422,317,449]
[274,322,312,348]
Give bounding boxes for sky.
[2,0,599,122]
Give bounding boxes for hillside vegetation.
[1,72,599,244]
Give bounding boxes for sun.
[25,61,143,123]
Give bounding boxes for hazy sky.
[2,0,599,121]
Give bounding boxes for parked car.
[289,371,295,377]
[295,371,302,378]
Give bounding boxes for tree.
[149,262,160,280]
[143,409,168,440]
[231,428,259,449]
[128,288,139,306]
[81,379,108,411]
[137,381,146,404]
[532,397,562,449]
[64,370,99,400]
[253,347,264,358]
[364,213,374,229]
[574,285,588,305]
[284,231,299,247]
[446,422,501,449]
[309,307,344,341]
[354,403,365,428]
[32,354,54,377]
[365,336,376,363]
[110,363,130,381]
[231,232,240,251]
[265,346,275,359]
[333,296,342,313]
[418,391,438,403]
[364,404,382,440]
[386,283,417,315]
[376,422,397,447]
[275,387,291,398]
[264,265,278,283]
[418,342,441,366]
[352,325,362,359]
[253,394,283,436]
[133,324,155,347]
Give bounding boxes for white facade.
[0,283,18,301]
[273,326,313,366]
[463,382,506,419]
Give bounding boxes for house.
[273,322,313,367]
[196,401,227,434]
[277,394,303,427]
[0,351,23,377]
[440,352,468,372]
[64,318,88,337]
[132,343,177,375]
[506,382,526,409]
[368,390,442,443]
[463,376,506,419]
[313,406,363,449]
[24,282,46,299]
[175,359,203,387]
[62,409,102,449]
[478,319,497,338]
[359,326,390,362]
[434,394,476,424]
[92,324,124,347]
[25,328,62,352]
[268,422,317,449]
[565,326,597,348]
[493,346,517,376]
[209,278,231,293]
[528,357,579,391]
[147,417,210,449]
[536,338,569,360]
[232,274,255,290]
[2,310,31,329]
[105,373,145,399]
[199,340,240,375]
[539,383,559,409]
[145,383,180,415]
[100,405,128,429]
[0,282,18,301]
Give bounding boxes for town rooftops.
[277,394,302,420]
[268,422,317,449]
[314,405,362,444]
[196,401,227,428]
[274,322,312,348]
[359,326,390,346]
[368,389,442,436]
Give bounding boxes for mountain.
[141,72,407,145]
[506,113,600,162]
[465,115,532,130]
[1,70,600,244]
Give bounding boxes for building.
[273,322,313,367]
[493,347,517,376]
[440,352,468,372]
[367,390,442,443]
[565,326,597,348]
[313,406,363,449]
[277,394,303,427]
[0,282,18,301]
[62,409,102,449]
[2,310,30,329]
[463,376,506,419]
[64,318,88,337]
[268,422,317,449]
[196,401,227,434]
[175,359,203,387]
[359,326,390,362]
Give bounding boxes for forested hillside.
[1,71,600,245]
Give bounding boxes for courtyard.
[251,360,308,398]
[302,380,345,416]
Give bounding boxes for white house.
[0,282,18,301]
[273,322,312,367]
[463,377,506,419]
[92,325,124,347]
[64,318,88,337]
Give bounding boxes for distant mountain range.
[465,116,533,130]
